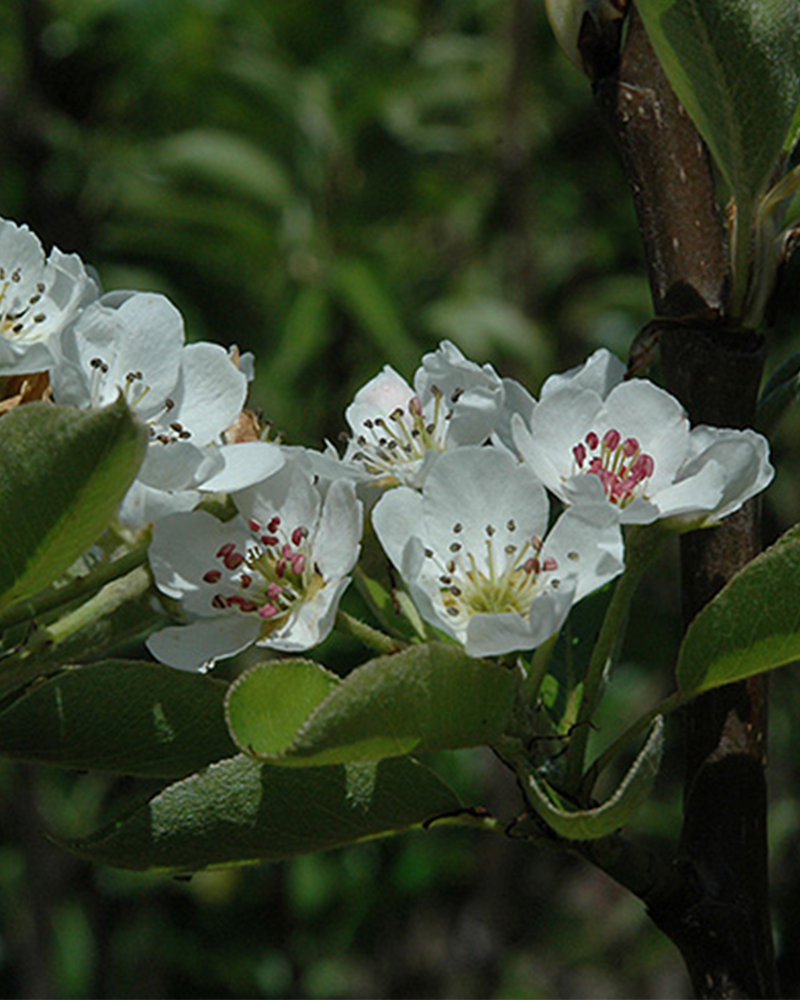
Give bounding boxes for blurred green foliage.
[1,0,800,997]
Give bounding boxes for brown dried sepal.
[0,371,52,415]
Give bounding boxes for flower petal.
[540,506,625,601]
[540,348,626,399]
[147,615,261,672]
[169,341,248,444]
[464,583,576,658]
[197,442,285,493]
[314,479,363,579]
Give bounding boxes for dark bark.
[584,7,777,997]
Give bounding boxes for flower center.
[86,356,191,444]
[349,385,461,486]
[571,427,655,507]
[202,515,323,636]
[0,269,49,343]
[425,520,563,627]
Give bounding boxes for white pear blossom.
[0,217,98,374]
[50,289,283,525]
[333,339,534,492]
[372,446,624,658]
[512,348,774,529]
[147,453,363,671]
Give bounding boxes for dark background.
[2,1,800,996]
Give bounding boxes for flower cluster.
[0,216,774,669]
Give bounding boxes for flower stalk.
[564,524,666,793]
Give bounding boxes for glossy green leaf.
[227,643,520,767]
[677,523,800,695]
[226,660,340,757]
[0,661,236,777]
[64,754,462,872]
[0,398,147,612]
[521,717,664,841]
[637,0,800,203]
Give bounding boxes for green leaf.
[0,661,236,777]
[677,523,800,695]
[226,660,340,757]
[226,643,519,767]
[520,717,664,841]
[0,398,147,612]
[637,0,800,204]
[63,754,462,872]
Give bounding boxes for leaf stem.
[0,538,151,633]
[522,632,557,706]
[565,524,667,793]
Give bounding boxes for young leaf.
[62,754,462,872]
[637,0,800,204]
[0,661,236,777]
[677,523,800,696]
[225,659,340,758]
[234,643,520,767]
[520,716,664,841]
[0,398,147,612]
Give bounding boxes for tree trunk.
[586,7,777,996]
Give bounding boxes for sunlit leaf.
[677,523,800,695]
[226,659,340,758]
[225,643,520,767]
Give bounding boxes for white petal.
[540,506,625,601]
[645,461,726,521]
[169,341,248,444]
[464,583,576,658]
[314,479,363,578]
[492,376,537,453]
[598,380,690,488]
[540,348,626,399]
[422,447,549,563]
[0,338,55,374]
[524,387,605,496]
[263,576,352,652]
[138,442,210,491]
[149,509,249,612]
[233,451,320,537]
[54,291,183,409]
[668,426,774,526]
[118,480,201,530]
[103,292,184,410]
[415,340,505,446]
[345,366,414,433]
[196,442,285,493]
[371,486,425,575]
[147,615,261,672]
